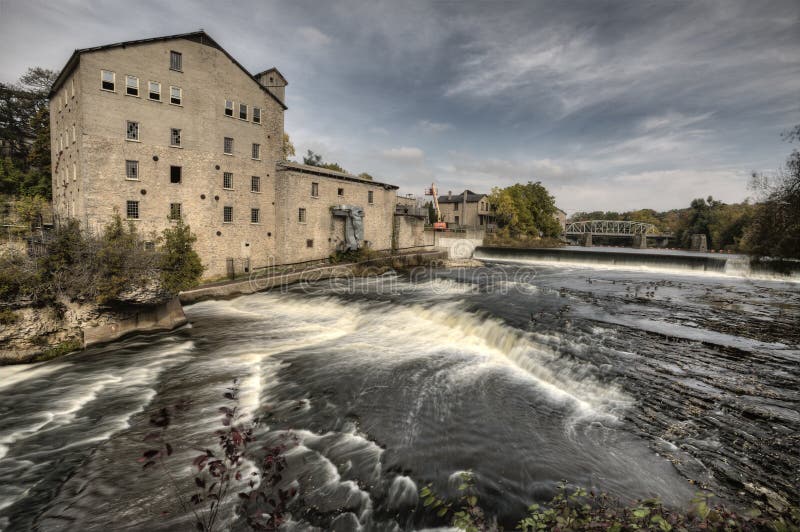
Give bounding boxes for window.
[170,86,182,105]
[251,143,260,159]
[455,215,460,225]
[454,202,459,211]
[148,81,161,101]
[101,70,115,91]
[125,160,139,180]
[223,137,233,155]
[126,121,139,141]
[298,207,306,223]
[306,239,313,248]
[223,172,233,189]
[169,203,182,220]
[368,190,374,204]
[337,187,344,196]
[311,182,319,197]
[170,51,182,71]
[253,107,261,124]
[170,128,181,147]
[250,208,260,224]
[223,206,233,223]
[239,103,247,120]
[251,175,260,192]
[126,75,139,96]
[170,166,182,184]
[126,200,139,219]
[225,100,234,116]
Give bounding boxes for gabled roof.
[48,30,288,110]
[278,161,398,190]
[438,189,489,204]
[254,67,288,86]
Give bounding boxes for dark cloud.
[1,0,797,211]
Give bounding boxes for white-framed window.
[101,70,115,91]
[298,207,306,223]
[239,103,247,120]
[126,75,139,96]
[368,190,374,204]
[253,107,261,124]
[170,51,182,71]
[169,203,182,220]
[170,86,182,105]
[223,137,233,155]
[223,172,233,189]
[170,128,181,147]
[251,175,260,192]
[223,206,233,223]
[225,100,234,117]
[126,200,139,219]
[126,121,139,141]
[250,208,260,224]
[148,81,161,101]
[311,182,319,197]
[170,166,182,184]
[251,143,260,160]
[125,160,139,180]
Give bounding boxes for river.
[1,248,798,530]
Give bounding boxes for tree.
[282,132,295,160]
[302,149,348,173]
[489,181,561,237]
[159,219,204,293]
[95,213,142,304]
[358,172,374,181]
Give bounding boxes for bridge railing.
[565,220,659,235]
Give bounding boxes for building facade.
[49,31,409,279]
[437,190,494,229]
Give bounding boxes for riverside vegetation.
[0,213,203,362]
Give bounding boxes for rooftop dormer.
[255,67,287,106]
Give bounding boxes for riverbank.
[0,250,448,364]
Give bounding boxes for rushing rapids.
[0,248,798,530]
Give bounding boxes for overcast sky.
[1,0,798,213]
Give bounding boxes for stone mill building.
[48,30,417,279]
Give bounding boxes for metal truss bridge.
[565,220,660,236]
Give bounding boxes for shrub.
[159,219,204,294]
[0,308,18,325]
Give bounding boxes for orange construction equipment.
[424,183,447,230]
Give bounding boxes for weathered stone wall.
[54,37,285,278]
[393,215,431,251]
[274,167,396,264]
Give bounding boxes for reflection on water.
[0,254,798,530]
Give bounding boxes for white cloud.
[417,120,453,133]
[297,26,333,47]
[381,146,425,162]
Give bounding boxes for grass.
[33,338,82,362]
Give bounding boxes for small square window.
[170,51,182,71]
[239,103,247,120]
[126,121,139,141]
[170,86,182,105]
[170,128,181,147]
[126,75,138,96]
[252,143,260,160]
[368,190,374,204]
[250,208,260,224]
[311,182,319,197]
[298,207,306,223]
[170,166,182,184]
[251,175,260,192]
[306,239,313,248]
[125,160,139,180]
[224,137,233,155]
[126,200,139,219]
[223,172,233,189]
[223,206,233,223]
[169,203,182,220]
[225,100,233,116]
[337,187,344,196]
[253,107,261,124]
[101,70,115,91]
[149,81,161,101]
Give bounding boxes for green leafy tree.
[489,181,561,237]
[159,219,204,293]
[95,213,142,304]
[302,149,348,173]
